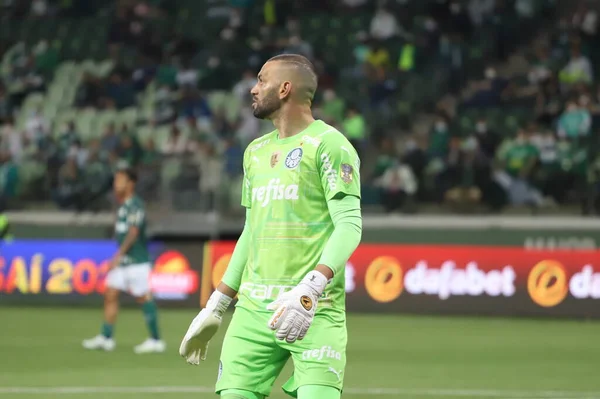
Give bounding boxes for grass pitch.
[1,307,599,399]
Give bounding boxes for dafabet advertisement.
[203,242,600,318]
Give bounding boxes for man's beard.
[253,91,282,120]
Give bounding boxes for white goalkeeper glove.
[179,290,232,365]
[267,270,328,344]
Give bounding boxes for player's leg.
[82,268,125,351]
[129,263,165,354]
[220,389,265,399]
[297,385,341,399]
[216,307,290,398]
[279,312,347,398]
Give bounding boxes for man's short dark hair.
[118,167,138,183]
[267,54,318,103]
[267,54,317,75]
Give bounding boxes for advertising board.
[0,240,201,306]
[202,241,600,318]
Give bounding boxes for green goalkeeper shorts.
[215,306,347,398]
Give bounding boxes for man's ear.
[279,81,292,100]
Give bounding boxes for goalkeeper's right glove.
[179,290,232,365]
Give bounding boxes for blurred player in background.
[180,54,362,399]
[83,167,165,354]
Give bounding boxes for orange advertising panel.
[202,242,600,317]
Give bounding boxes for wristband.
[300,270,329,297]
[205,290,233,317]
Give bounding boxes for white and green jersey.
[238,120,361,315]
[115,195,150,266]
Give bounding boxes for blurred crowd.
[0,0,598,215]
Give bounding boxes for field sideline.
[1,307,599,399]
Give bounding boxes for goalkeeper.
[180,54,362,399]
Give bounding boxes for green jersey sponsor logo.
[251,178,299,208]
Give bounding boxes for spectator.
[320,89,346,125]
[462,67,509,108]
[138,139,161,199]
[444,138,482,209]
[515,0,535,19]
[25,108,49,145]
[283,35,314,60]
[0,84,11,124]
[32,39,58,76]
[235,107,261,146]
[468,0,496,26]
[557,99,591,140]
[194,140,222,212]
[536,77,563,126]
[495,128,545,206]
[428,115,450,159]
[76,72,104,108]
[132,57,157,92]
[176,59,199,89]
[371,136,396,179]
[57,121,78,160]
[365,41,391,70]
[448,0,473,39]
[439,32,466,93]
[53,158,85,210]
[528,46,554,86]
[82,149,112,211]
[101,123,120,154]
[342,105,366,157]
[370,6,400,41]
[31,0,49,18]
[153,84,176,125]
[67,139,89,168]
[559,43,593,88]
[532,130,574,204]
[162,125,189,155]
[118,134,142,167]
[233,69,257,104]
[473,116,501,161]
[572,2,598,42]
[367,67,396,110]
[179,89,212,122]
[0,151,18,209]
[374,157,418,213]
[2,119,23,162]
[104,72,135,109]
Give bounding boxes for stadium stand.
[0,0,598,215]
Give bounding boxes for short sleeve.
[127,204,145,228]
[316,134,361,200]
[241,147,252,208]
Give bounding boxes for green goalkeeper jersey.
[115,195,150,266]
[238,120,361,316]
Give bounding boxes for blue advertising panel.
[0,240,201,305]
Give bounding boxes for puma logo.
[328,367,342,381]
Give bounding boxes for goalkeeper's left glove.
[179,290,232,365]
[267,270,328,343]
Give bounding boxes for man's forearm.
[117,228,139,256]
[317,195,362,277]
[219,210,251,294]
